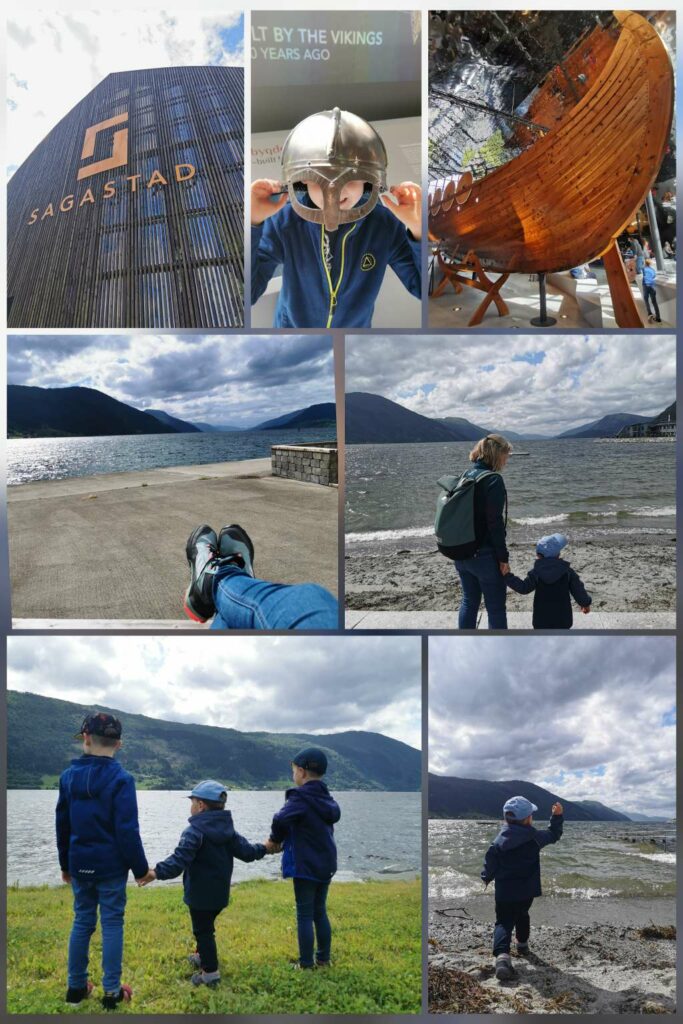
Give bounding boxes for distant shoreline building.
[8,66,244,328]
[617,402,676,438]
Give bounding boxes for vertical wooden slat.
[8,66,245,328]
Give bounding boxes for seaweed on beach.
[637,924,676,940]
[545,990,587,1013]
[428,962,494,1013]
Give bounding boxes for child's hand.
[252,179,288,225]
[61,871,72,884]
[264,839,282,854]
[381,182,422,239]
[499,562,510,576]
[581,606,590,614]
[551,802,563,816]
[136,868,156,886]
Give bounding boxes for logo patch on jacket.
[360,253,377,272]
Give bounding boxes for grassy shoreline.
[7,878,421,1014]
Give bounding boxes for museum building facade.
[8,65,244,328]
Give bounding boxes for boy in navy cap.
[481,796,563,980]
[138,780,276,987]
[269,747,341,969]
[56,712,149,1009]
[506,533,592,629]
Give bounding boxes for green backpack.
[434,469,501,560]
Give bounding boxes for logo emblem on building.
[77,112,129,180]
[361,253,377,271]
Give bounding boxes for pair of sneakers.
[184,524,255,623]
[187,952,220,987]
[66,982,132,1010]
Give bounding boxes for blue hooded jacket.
[506,557,591,629]
[642,264,657,287]
[251,200,421,328]
[56,754,148,881]
[481,814,563,902]
[270,780,341,882]
[154,809,266,911]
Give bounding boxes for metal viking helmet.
[281,107,388,231]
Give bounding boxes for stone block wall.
[271,442,338,486]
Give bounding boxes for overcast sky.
[8,635,422,750]
[429,635,675,817]
[8,334,333,427]
[7,10,243,174]
[346,334,676,436]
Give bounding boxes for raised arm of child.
[536,802,564,849]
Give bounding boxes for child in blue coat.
[506,533,591,629]
[481,796,563,980]
[139,780,275,987]
[56,713,149,1009]
[269,747,341,968]
[251,108,420,328]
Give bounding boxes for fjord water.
[429,819,676,902]
[346,439,675,549]
[8,427,335,485]
[7,790,421,887]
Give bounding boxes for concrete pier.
[9,459,338,624]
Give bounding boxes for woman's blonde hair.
[469,433,513,471]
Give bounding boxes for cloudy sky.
[8,634,422,749]
[346,334,676,437]
[8,334,334,427]
[429,635,675,817]
[7,9,243,174]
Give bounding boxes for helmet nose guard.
[282,108,388,232]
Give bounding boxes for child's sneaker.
[101,984,133,1010]
[516,941,530,955]
[495,954,515,981]
[65,981,93,1004]
[187,952,202,969]
[191,970,220,987]
[315,959,331,969]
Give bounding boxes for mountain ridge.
[428,772,631,821]
[7,692,420,792]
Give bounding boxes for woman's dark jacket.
[462,459,509,562]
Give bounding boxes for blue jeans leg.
[68,879,98,989]
[293,879,331,967]
[210,565,338,630]
[98,876,128,993]
[455,552,507,630]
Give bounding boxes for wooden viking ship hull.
[428,11,673,275]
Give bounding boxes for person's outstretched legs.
[184,523,338,630]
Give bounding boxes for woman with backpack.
[435,434,512,629]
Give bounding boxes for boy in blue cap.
[138,780,276,986]
[481,796,563,981]
[505,533,592,629]
[269,747,341,969]
[56,712,149,1010]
